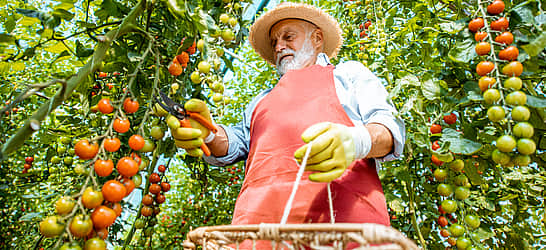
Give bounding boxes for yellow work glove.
[169,99,215,157]
[294,122,372,182]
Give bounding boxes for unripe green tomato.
[449,223,465,237]
[198,61,211,74]
[212,93,223,103]
[139,158,149,171]
[221,29,235,42]
[441,199,457,213]
[59,243,82,250]
[60,136,72,144]
[68,148,75,155]
[513,122,534,138]
[211,82,225,93]
[512,154,531,166]
[437,184,453,197]
[228,17,238,27]
[511,106,530,121]
[132,174,142,187]
[216,47,224,57]
[448,159,464,172]
[483,89,500,104]
[219,13,229,24]
[456,237,472,250]
[487,106,505,122]
[55,196,76,215]
[504,76,522,90]
[496,135,517,152]
[84,237,106,250]
[150,126,165,140]
[233,2,241,10]
[51,156,62,164]
[190,71,202,84]
[39,216,65,237]
[505,91,527,106]
[57,145,67,154]
[74,165,87,175]
[454,174,469,186]
[454,186,470,200]
[196,39,205,52]
[64,156,73,166]
[139,139,155,152]
[464,214,481,229]
[491,149,511,165]
[134,218,145,229]
[517,138,536,155]
[433,168,448,182]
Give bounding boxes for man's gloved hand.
[294,122,372,182]
[170,99,215,157]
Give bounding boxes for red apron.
[232,64,389,248]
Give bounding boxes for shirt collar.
[315,53,331,66]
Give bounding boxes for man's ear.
[311,29,324,51]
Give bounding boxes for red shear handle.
[180,119,212,157]
[186,112,218,133]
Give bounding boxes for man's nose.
[275,40,286,53]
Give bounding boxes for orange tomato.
[116,156,139,178]
[128,134,145,151]
[113,118,131,133]
[476,61,495,76]
[101,180,127,203]
[97,98,114,114]
[94,159,114,177]
[91,205,117,229]
[103,137,121,152]
[498,46,519,61]
[123,98,139,114]
[475,42,491,56]
[75,139,99,160]
[495,31,513,45]
[468,18,484,32]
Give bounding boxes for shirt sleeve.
[203,89,271,166]
[334,61,406,163]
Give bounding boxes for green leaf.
[421,78,442,100]
[18,212,42,222]
[526,95,546,108]
[441,128,482,155]
[5,16,16,33]
[75,40,93,58]
[521,32,546,57]
[95,0,122,21]
[448,39,476,63]
[0,33,15,44]
[193,9,217,33]
[536,13,546,25]
[44,41,69,53]
[475,227,495,240]
[510,5,535,24]
[10,61,25,72]
[51,8,74,21]
[438,21,464,34]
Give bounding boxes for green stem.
[122,141,163,249]
[406,166,427,249]
[0,0,146,162]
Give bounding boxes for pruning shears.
[155,91,217,156]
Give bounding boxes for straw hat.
[249,2,343,65]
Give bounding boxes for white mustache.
[275,49,296,66]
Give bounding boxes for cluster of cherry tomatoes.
[140,164,171,217]
[469,0,535,168]
[37,92,151,248]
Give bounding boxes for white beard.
[275,38,315,77]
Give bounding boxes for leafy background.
[0,0,544,249]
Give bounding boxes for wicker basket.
[182,223,419,250]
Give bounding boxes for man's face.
[270,19,322,76]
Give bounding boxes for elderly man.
[173,2,405,228]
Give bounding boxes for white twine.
[281,142,335,224]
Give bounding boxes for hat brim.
[249,3,343,65]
